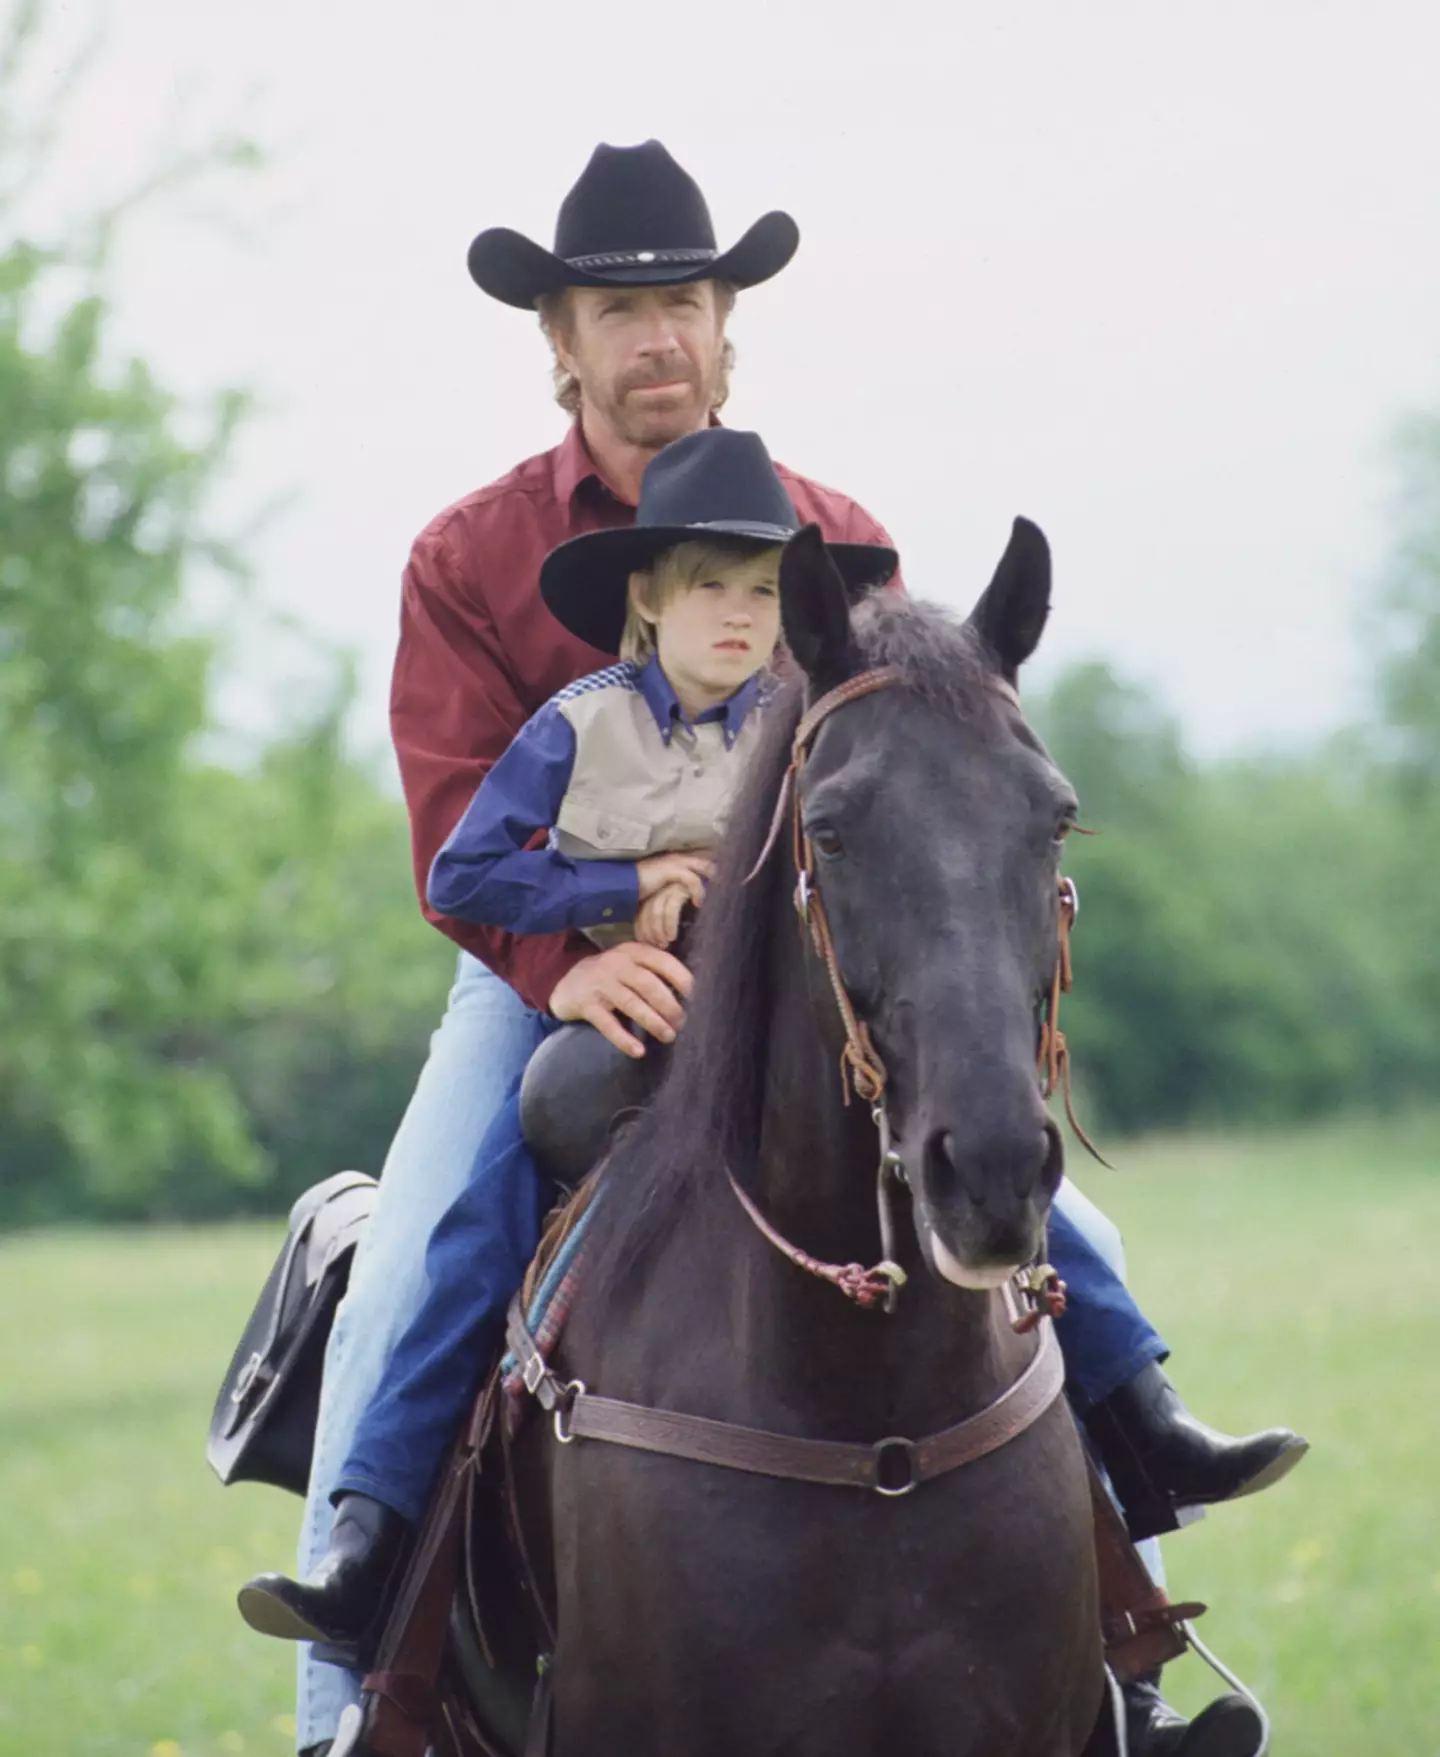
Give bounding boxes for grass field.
[1,1114,1436,1756]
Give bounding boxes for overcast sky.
[27,0,1440,765]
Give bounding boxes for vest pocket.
[556,798,653,856]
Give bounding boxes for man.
[286,140,1297,1757]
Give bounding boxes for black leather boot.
[1124,1668,1264,1756]
[237,1493,411,1651]
[1085,1361,1308,1542]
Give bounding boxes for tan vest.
[551,664,765,947]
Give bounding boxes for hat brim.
[468,210,800,309]
[541,523,898,655]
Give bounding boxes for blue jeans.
[334,1086,554,1525]
[295,954,549,1753]
[1050,1181,1169,1413]
[1051,1180,1168,1587]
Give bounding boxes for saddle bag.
[207,1169,377,1496]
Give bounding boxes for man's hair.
[620,539,782,665]
[536,283,738,416]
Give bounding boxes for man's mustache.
[619,360,700,395]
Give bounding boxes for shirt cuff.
[567,860,641,932]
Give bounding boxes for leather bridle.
[737,665,1088,1317]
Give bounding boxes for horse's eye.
[1053,811,1078,846]
[809,824,845,860]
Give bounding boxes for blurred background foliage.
[2,3,1438,1227]
[1034,648,1437,1135]
[0,216,456,1222]
[0,2,455,1223]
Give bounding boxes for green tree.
[176,692,454,1221]
[0,2,452,1222]
[0,234,265,1213]
[1036,664,1433,1132]
[0,231,454,1223]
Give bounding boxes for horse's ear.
[966,517,1051,683]
[781,524,859,695]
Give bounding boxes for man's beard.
[606,359,717,448]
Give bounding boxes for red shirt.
[390,421,899,1013]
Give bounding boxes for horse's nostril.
[1040,1120,1065,1199]
[924,1130,969,1206]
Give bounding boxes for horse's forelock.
[851,595,994,727]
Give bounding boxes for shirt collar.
[551,421,610,507]
[552,411,728,510]
[636,656,762,749]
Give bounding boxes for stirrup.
[1180,1619,1271,1756]
[1103,1626,1273,1757]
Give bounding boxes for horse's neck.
[729,898,1023,1437]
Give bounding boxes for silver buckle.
[230,1352,263,1404]
[552,1380,587,1446]
[872,1435,918,1497]
[522,1352,546,1397]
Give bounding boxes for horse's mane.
[580,595,993,1312]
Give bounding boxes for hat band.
[565,246,718,272]
[680,519,795,542]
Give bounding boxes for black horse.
[494,519,1106,1756]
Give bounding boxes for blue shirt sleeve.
[426,701,641,936]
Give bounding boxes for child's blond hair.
[620,539,783,665]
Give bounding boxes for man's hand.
[549,941,693,1059]
[634,881,692,949]
[634,850,713,906]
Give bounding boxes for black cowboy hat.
[540,429,898,654]
[469,140,799,310]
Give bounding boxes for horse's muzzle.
[910,1117,1063,1286]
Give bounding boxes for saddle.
[518,1020,668,1188]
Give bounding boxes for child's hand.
[634,850,714,906]
[634,881,692,949]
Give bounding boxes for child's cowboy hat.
[540,429,898,654]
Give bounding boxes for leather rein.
[510,663,1086,1499]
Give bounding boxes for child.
[237,429,897,1649]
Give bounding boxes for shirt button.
[692,766,704,778]
[601,907,613,919]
